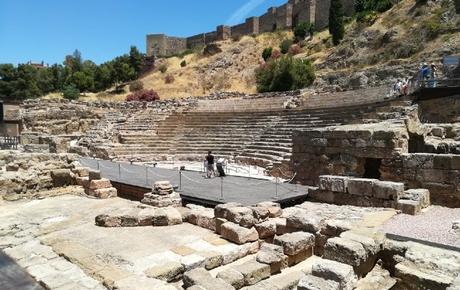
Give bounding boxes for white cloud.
[225,0,267,25]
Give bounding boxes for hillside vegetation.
[56,0,460,101]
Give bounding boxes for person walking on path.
[205,151,215,178]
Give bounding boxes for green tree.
[294,22,313,40]
[329,0,345,45]
[280,39,294,54]
[0,64,17,100]
[129,46,144,76]
[94,63,114,91]
[64,49,83,73]
[62,84,80,100]
[262,47,273,61]
[255,56,315,93]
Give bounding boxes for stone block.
[321,220,353,237]
[297,274,340,290]
[255,201,282,218]
[200,251,223,270]
[142,192,182,208]
[153,208,183,226]
[403,189,430,208]
[323,237,367,267]
[234,260,270,286]
[250,206,270,221]
[88,178,111,190]
[397,200,421,215]
[287,248,313,266]
[183,268,233,290]
[227,207,257,227]
[137,208,156,226]
[256,243,288,274]
[273,232,315,255]
[76,176,90,188]
[95,215,121,227]
[214,202,242,219]
[152,180,174,195]
[285,213,324,233]
[51,169,73,187]
[319,175,349,193]
[339,231,379,256]
[275,218,297,235]
[215,218,227,235]
[88,187,117,199]
[395,262,451,290]
[144,262,185,282]
[308,189,335,203]
[254,219,276,239]
[347,178,377,196]
[72,167,89,177]
[220,222,258,245]
[217,269,244,289]
[189,209,216,231]
[355,263,396,290]
[372,181,404,201]
[311,259,357,290]
[402,154,433,169]
[181,254,206,271]
[88,169,101,181]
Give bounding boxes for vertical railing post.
[145,165,148,186]
[220,177,224,201]
[118,163,121,179]
[97,160,100,171]
[179,170,182,190]
[275,177,279,200]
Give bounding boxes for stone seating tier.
[106,99,412,167]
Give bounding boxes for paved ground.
[0,195,254,289]
[380,206,460,248]
[0,250,44,290]
[80,158,308,206]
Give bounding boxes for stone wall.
[147,0,357,57]
[418,94,460,123]
[291,122,409,185]
[292,120,460,207]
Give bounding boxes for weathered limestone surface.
[273,232,315,256]
[234,260,271,286]
[183,268,234,290]
[220,222,259,244]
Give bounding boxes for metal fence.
[79,157,306,204]
[0,136,20,150]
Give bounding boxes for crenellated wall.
[147,0,356,57]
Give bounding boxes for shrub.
[255,55,315,93]
[289,44,302,55]
[294,22,313,40]
[280,39,294,54]
[262,47,273,61]
[158,64,167,74]
[129,80,144,92]
[356,10,379,25]
[180,60,187,67]
[455,0,460,13]
[126,89,160,102]
[62,85,80,100]
[164,75,175,84]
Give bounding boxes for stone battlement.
[147,0,356,57]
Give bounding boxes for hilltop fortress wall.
[147,0,356,57]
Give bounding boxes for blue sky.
[0,0,286,65]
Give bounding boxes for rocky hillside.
[92,0,459,101]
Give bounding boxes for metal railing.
[79,157,305,203]
[418,78,460,88]
[0,136,20,150]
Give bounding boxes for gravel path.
[380,206,460,248]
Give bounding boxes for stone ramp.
[0,250,44,290]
